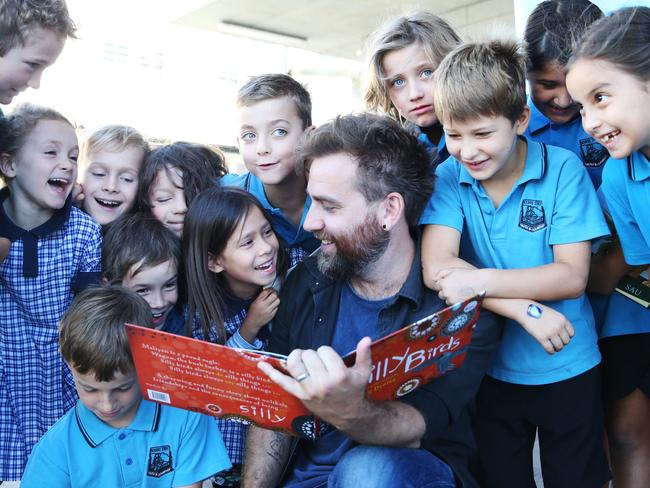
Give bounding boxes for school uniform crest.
[519,199,546,232]
[147,445,173,478]
[579,137,608,167]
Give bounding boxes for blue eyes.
[390,68,434,88]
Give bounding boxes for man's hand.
[239,288,280,343]
[0,237,10,264]
[258,337,372,430]
[516,303,574,354]
[434,268,482,304]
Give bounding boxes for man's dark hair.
[297,113,434,228]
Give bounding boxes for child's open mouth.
[95,197,122,209]
[600,130,621,145]
[255,260,274,272]
[151,310,167,327]
[47,177,69,194]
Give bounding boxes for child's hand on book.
[517,303,574,354]
[258,337,373,430]
[239,288,280,343]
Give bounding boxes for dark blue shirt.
[286,283,392,487]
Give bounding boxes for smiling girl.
[183,187,294,485]
[0,104,102,480]
[567,7,650,487]
[138,141,228,237]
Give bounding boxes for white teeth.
[96,198,121,208]
[255,261,272,270]
[152,312,163,318]
[602,130,621,142]
[48,178,68,187]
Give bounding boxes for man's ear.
[515,105,531,135]
[379,192,405,231]
[0,153,16,179]
[207,253,224,274]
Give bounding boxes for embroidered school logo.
[519,199,546,232]
[147,445,173,478]
[579,137,608,167]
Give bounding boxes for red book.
[127,294,484,439]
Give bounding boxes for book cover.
[614,271,650,308]
[126,294,484,439]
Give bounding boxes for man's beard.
[315,213,390,281]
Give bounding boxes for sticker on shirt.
[519,199,547,232]
[579,138,608,167]
[147,445,174,478]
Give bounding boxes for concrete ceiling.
[174,0,516,60]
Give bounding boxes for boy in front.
[420,40,611,487]
[22,286,230,487]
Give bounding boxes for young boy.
[78,125,149,225]
[222,73,319,257]
[420,40,611,487]
[0,104,102,482]
[0,0,75,108]
[21,285,231,486]
[102,213,183,335]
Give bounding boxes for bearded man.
[242,113,503,488]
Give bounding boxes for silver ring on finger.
[295,372,310,383]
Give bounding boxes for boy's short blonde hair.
[80,124,149,164]
[236,74,312,129]
[59,285,153,382]
[0,0,76,56]
[364,11,461,119]
[433,39,527,125]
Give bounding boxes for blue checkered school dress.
[0,192,102,480]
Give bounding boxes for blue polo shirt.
[525,98,608,189]
[601,152,650,265]
[220,172,320,254]
[420,140,609,385]
[22,399,230,487]
[599,151,650,338]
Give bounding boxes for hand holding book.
[258,337,374,432]
[127,294,484,439]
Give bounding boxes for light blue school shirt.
[599,151,650,338]
[420,140,609,385]
[220,172,320,254]
[525,98,608,189]
[22,399,231,487]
